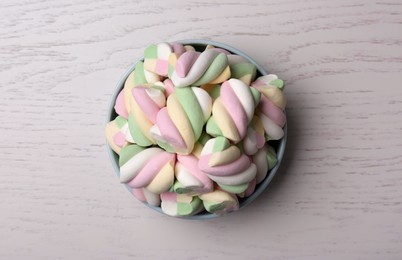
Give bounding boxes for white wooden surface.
[1,0,402,259]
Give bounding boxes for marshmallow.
[144,43,173,77]
[199,187,239,215]
[144,42,187,77]
[105,116,132,154]
[122,62,161,115]
[171,49,230,87]
[241,115,266,155]
[173,154,213,195]
[132,188,161,207]
[252,75,286,140]
[218,182,251,194]
[160,192,204,217]
[237,178,257,198]
[114,90,128,119]
[206,79,260,143]
[127,85,166,146]
[228,54,257,86]
[198,137,257,190]
[253,145,278,184]
[151,87,212,155]
[119,145,175,194]
[162,78,175,97]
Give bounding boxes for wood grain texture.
[1,0,402,259]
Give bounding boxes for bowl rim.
[106,39,287,220]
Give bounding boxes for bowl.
[106,39,287,219]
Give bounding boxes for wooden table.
[1,0,402,259]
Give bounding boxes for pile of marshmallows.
[106,42,286,217]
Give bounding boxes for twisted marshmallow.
[206,79,261,143]
[173,154,213,195]
[160,192,203,217]
[167,43,193,78]
[151,87,212,155]
[119,145,175,194]
[252,75,286,140]
[199,187,239,215]
[198,137,257,192]
[170,49,231,87]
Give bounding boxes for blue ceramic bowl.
[106,39,287,219]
